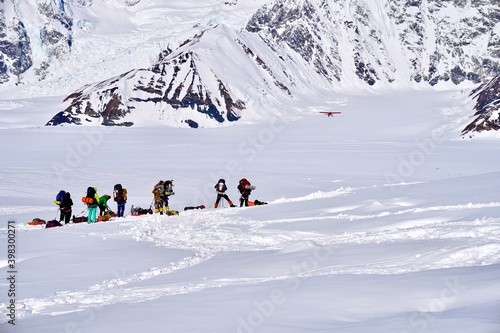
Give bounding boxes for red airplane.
[319,111,341,117]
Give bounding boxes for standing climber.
[214,179,235,208]
[82,187,99,223]
[59,192,73,224]
[113,184,127,217]
[162,180,175,214]
[152,181,166,214]
[237,178,255,207]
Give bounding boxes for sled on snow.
[247,200,268,206]
[45,220,63,228]
[27,218,46,226]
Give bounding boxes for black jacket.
[60,193,73,212]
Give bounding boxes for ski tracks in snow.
[2,183,500,322]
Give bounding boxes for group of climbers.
[81,185,127,223]
[52,178,264,225]
[84,184,128,222]
[214,178,256,208]
[149,177,262,215]
[54,184,127,224]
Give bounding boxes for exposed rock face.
[0,5,32,83]
[46,39,246,127]
[462,74,500,135]
[0,0,73,83]
[246,0,499,86]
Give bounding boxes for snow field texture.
[0,89,499,332]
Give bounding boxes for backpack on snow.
[73,215,87,223]
[45,220,63,228]
[130,205,153,216]
[54,190,66,205]
[184,205,206,211]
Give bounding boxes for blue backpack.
[55,190,66,204]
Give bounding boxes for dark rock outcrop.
[462,74,500,135]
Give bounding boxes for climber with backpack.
[54,190,67,221]
[59,192,73,224]
[152,180,175,215]
[152,180,165,214]
[97,194,112,216]
[214,179,235,208]
[82,187,99,223]
[237,178,255,207]
[162,180,175,214]
[54,190,66,206]
[113,184,127,217]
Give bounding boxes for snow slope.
[1,88,500,332]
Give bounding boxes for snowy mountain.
[247,0,499,86]
[45,26,258,128]
[1,0,499,128]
